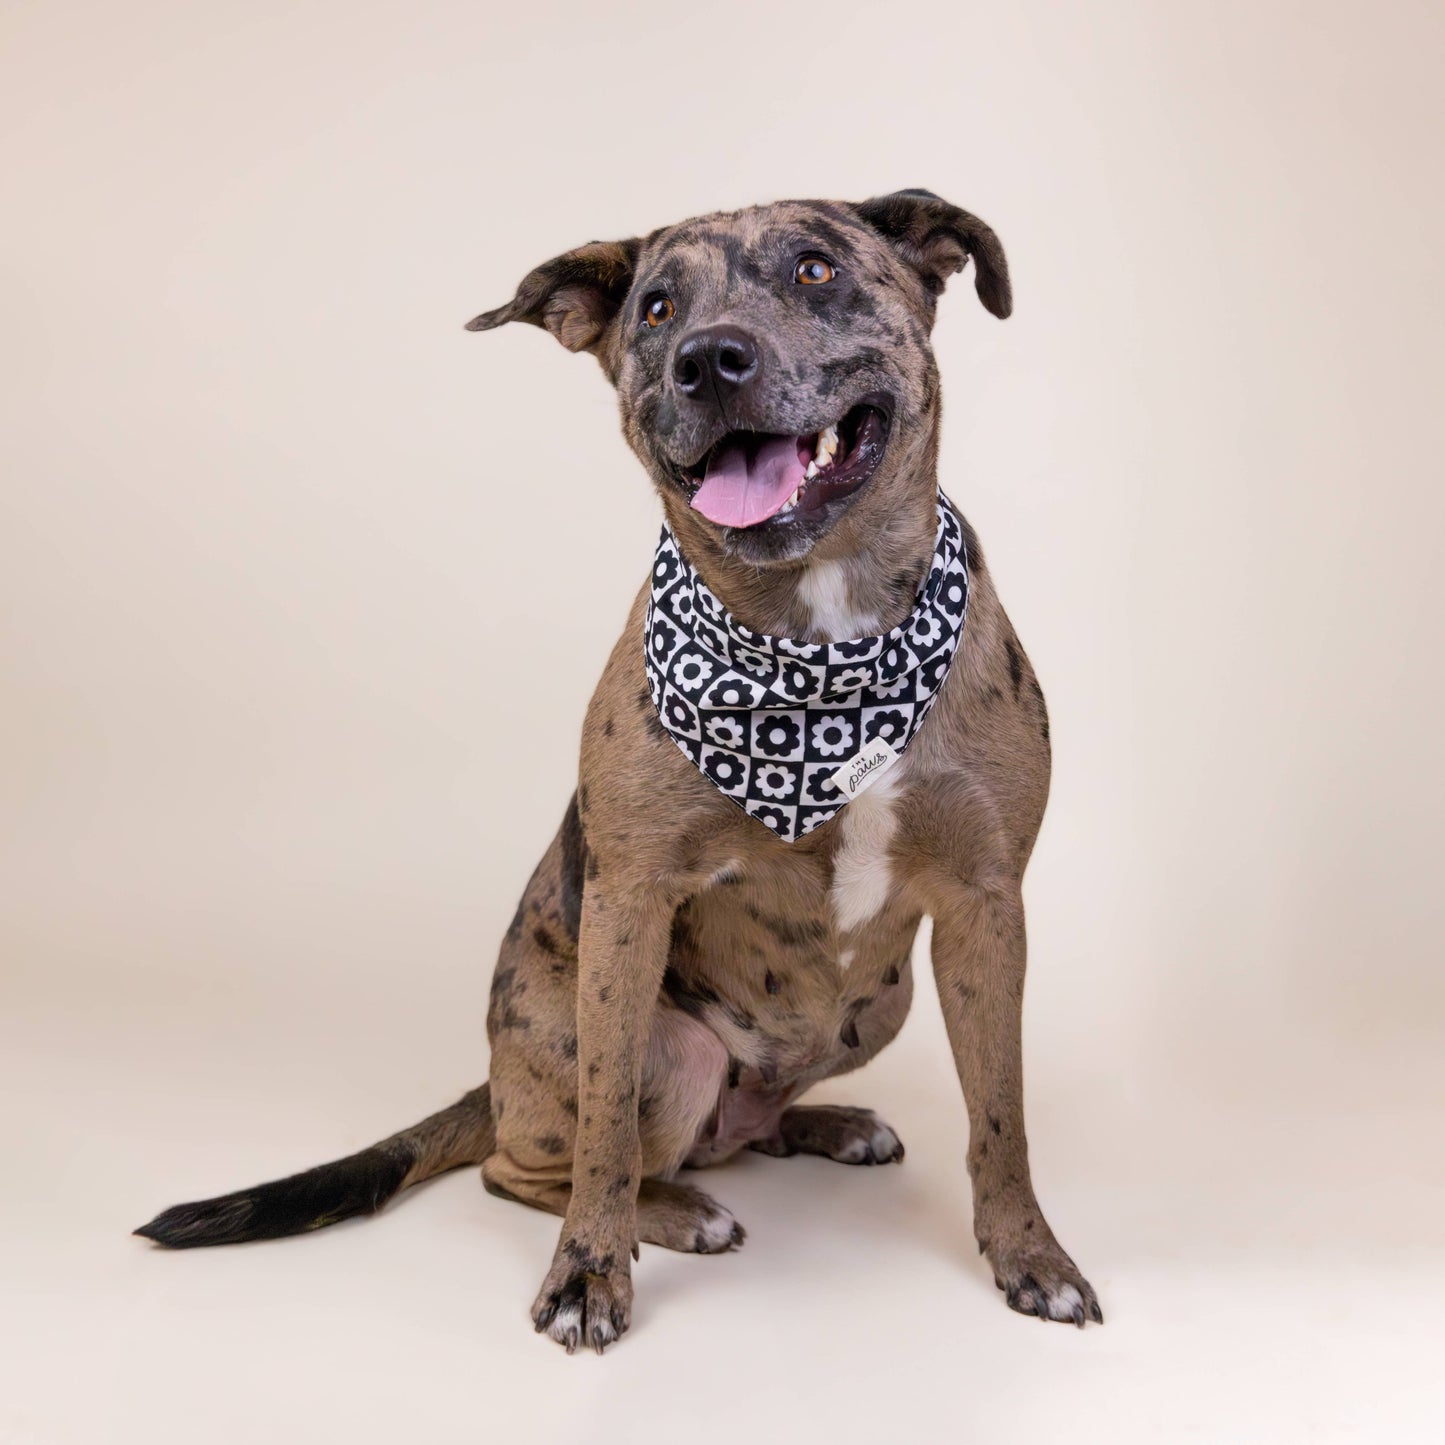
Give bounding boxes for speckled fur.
[136,192,1100,1353]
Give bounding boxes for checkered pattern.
[644,494,970,842]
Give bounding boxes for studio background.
[2,2,1442,1440]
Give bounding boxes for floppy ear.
[853,189,1011,319]
[465,238,641,353]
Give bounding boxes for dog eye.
[644,295,675,328]
[794,255,836,285]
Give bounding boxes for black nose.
[672,325,761,398]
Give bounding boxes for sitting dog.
[137,189,1102,1353]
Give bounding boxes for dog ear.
[465,238,641,353]
[853,189,1011,319]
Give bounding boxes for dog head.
[469,190,1009,565]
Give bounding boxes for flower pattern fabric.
[644,493,970,842]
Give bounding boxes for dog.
[136,189,1102,1353]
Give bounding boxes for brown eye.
[645,295,675,327]
[794,255,835,285]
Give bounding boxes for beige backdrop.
[3,1,1443,1441]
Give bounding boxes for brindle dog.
[137,190,1103,1352]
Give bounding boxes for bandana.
[644,493,969,842]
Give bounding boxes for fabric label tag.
[829,737,901,802]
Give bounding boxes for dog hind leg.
[749,1104,905,1165]
[484,1152,743,1255]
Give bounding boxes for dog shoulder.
[577,583,739,859]
[900,527,1052,857]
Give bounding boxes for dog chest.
[828,767,902,940]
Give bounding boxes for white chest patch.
[797,560,879,640]
[830,770,900,940]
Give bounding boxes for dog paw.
[830,1113,905,1166]
[531,1243,633,1354]
[636,1179,746,1254]
[752,1105,905,1165]
[694,1214,746,1253]
[989,1242,1103,1327]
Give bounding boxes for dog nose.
[672,325,760,398]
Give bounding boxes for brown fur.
[137,191,1100,1352]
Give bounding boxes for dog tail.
[133,1083,494,1249]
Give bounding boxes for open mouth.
[682,399,891,531]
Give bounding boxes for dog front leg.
[529,888,672,1354]
[931,882,1103,1326]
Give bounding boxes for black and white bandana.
[644,493,969,843]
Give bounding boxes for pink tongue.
[691,434,806,528]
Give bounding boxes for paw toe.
[846,1116,905,1165]
[997,1253,1103,1328]
[692,1203,745,1253]
[532,1268,631,1354]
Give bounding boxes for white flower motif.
[705,717,746,749]
[776,638,823,660]
[810,715,855,758]
[872,676,911,700]
[909,614,941,647]
[671,650,715,689]
[754,765,797,801]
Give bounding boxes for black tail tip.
[132,1147,412,1249]
[133,1195,258,1249]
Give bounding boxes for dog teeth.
[814,424,839,467]
[790,431,838,513]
